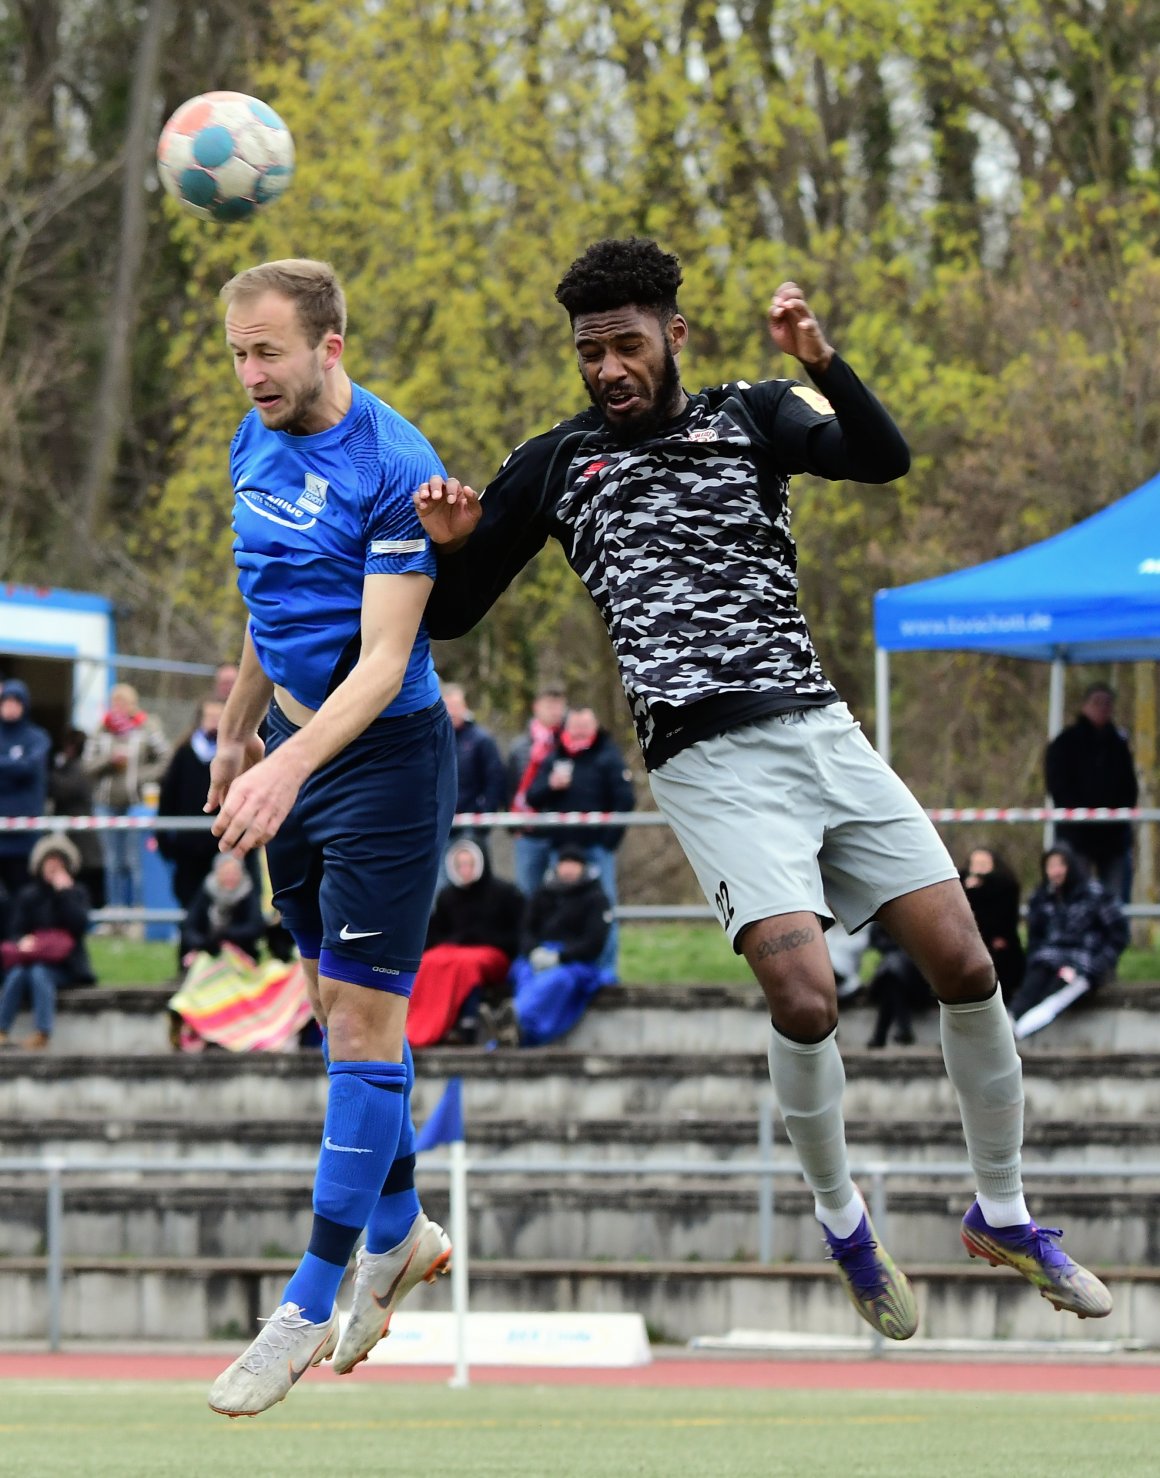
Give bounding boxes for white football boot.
[332,1211,452,1374]
[208,1301,338,1417]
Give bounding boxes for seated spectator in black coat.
[406,840,525,1047]
[961,847,1025,1002]
[1010,843,1128,1040]
[483,846,612,1047]
[0,835,94,1051]
[180,853,265,964]
[864,921,932,1048]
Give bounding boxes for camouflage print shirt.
[426,354,909,770]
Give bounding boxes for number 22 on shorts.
[714,879,735,929]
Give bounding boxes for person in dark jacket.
[442,683,507,857]
[0,835,94,1051]
[0,680,52,897]
[406,839,524,1047]
[1009,843,1128,1040]
[864,922,931,1048]
[179,852,265,963]
[525,706,634,981]
[1045,684,1138,900]
[47,728,105,909]
[158,699,225,909]
[961,847,1025,1003]
[484,845,612,1047]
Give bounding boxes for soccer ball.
[156,91,294,223]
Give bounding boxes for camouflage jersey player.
[415,238,1111,1338]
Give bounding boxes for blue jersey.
[230,382,443,716]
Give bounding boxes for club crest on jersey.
[688,428,718,442]
[579,459,609,480]
[296,473,329,512]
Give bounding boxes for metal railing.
[3,808,1159,922]
[2,1102,1158,1352]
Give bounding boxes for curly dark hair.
[555,238,683,322]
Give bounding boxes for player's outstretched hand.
[209,748,305,857]
[414,475,481,550]
[768,282,834,373]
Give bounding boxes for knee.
[766,973,838,1043]
[930,943,996,1005]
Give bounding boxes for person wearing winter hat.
[0,835,94,1050]
[0,680,52,897]
[484,846,612,1048]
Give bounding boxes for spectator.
[157,698,225,911]
[214,662,240,703]
[961,847,1025,1003]
[1010,843,1128,1040]
[826,922,869,1003]
[180,852,266,963]
[84,684,170,919]
[1045,683,1138,901]
[47,728,105,909]
[406,838,525,1047]
[442,682,507,852]
[0,679,51,899]
[0,835,94,1051]
[864,922,932,1048]
[508,682,568,895]
[483,845,611,1047]
[526,706,634,982]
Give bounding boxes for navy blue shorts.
[264,699,456,988]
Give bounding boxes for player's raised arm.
[765,280,910,484]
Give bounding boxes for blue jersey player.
[206,259,455,1417]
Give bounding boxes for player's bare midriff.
[274,686,316,728]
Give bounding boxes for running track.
[1,1353,1157,1395]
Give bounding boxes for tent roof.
[873,470,1160,660]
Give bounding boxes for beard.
[259,370,325,433]
[585,343,683,447]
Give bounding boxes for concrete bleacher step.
[3,1255,1156,1345]
[3,1175,1157,1266]
[6,1111,1160,1166]
[3,1047,1160,1120]
[31,980,1160,1056]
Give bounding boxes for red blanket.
[406,944,510,1047]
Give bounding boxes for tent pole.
[875,647,891,765]
[1045,657,1066,848]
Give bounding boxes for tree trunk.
[73,0,173,567]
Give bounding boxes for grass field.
[88,923,1160,989]
[0,1381,1156,1478]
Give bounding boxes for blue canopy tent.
[872,470,1160,764]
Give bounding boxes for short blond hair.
[220,258,347,344]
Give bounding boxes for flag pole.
[448,1135,470,1389]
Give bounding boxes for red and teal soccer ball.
[156,91,295,223]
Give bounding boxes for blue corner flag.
[415,1077,465,1152]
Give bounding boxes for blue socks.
[282,1058,406,1323]
[366,1039,422,1253]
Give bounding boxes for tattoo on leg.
[755,926,816,961]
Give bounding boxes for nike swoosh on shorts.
[339,926,384,940]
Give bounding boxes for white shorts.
[648,702,957,948]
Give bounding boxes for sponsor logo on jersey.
[790,384,835,416]
[369,538,427,555]
[296,472,329,512]
[579,459,610,480]
[688,428,718,442]
[235,486,318,531]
